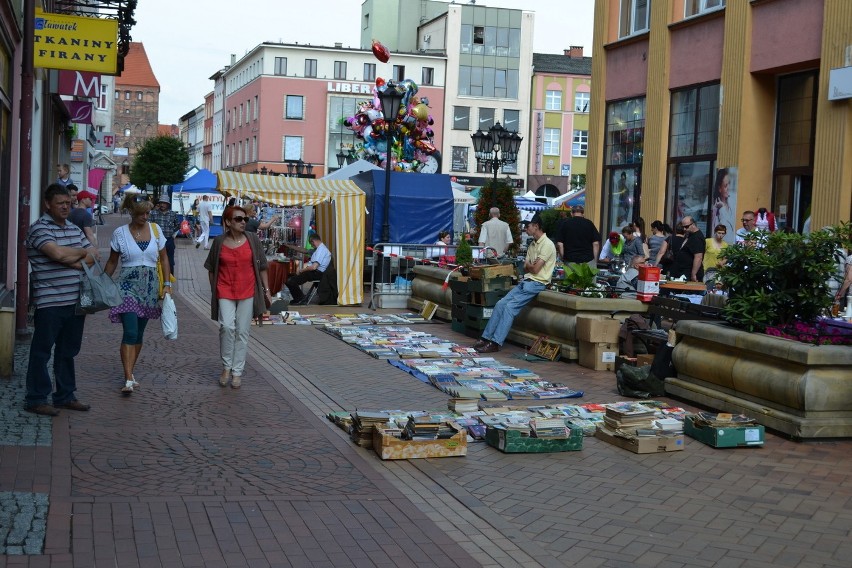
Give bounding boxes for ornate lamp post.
[377,82,404,243]
[471,122,523,205]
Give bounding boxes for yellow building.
[588,0,852,238]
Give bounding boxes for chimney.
[564,46,584,58]
[230,53,236,65]
[335,42,343,48]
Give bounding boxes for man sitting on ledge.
[474,214,556,353]
[286,233,331,305]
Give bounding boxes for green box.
[469,289,508,307]
[465,304,494,320]
[451,318,466,333]
[463,313,490,330]
[449,279,470,295]
[683,415,765,448]
[485,425,584,453]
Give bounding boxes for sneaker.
[121,380,134,394]
[195,242,201,249]
[25,404,60,417]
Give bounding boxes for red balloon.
[375,77,385,87]
[371,39,390,63]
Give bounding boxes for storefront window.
[667,161,712,233]
[603,97,645,233]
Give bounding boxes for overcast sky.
[132,0,595,125]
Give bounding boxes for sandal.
[121,380,134,395]
[130,374,139,389]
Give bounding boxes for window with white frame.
[123,127,130,136]
[98,84,108,110]
[124,91,130,100]
[283,136,303,161]
[238,104,243,126]
[543,128,560,155]
[363,63,376,81]
[274,57,287,76]
[572,130,589,157]
[619,0,650,38]
[422,67,434,86]
[286,95,304,120]
[254,95,258,120]
[575,91,590,113]
[392,65,405,82]
[545,90,562,111]
[305,59,317,78]
[333,61,347,80]
[252,137,257,162]
[136,91,142,101]
[685,0,724,18]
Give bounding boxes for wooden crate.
[469,263,516,280]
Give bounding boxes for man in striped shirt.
[24,184,97,416]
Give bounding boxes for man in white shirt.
[195,195,214,250]
[286,234,333,305]
[478,207,513,259]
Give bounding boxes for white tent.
[122,185,141,194]
[453,188,476,204]
[322,159,381,181]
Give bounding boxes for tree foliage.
[472,178,522,254]
[455,237,473,268]
[718,223,852,332]
[130,136,189,199]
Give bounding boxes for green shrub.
[455,237,473,268]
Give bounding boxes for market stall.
[216,171,366,306]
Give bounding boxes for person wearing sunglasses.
[204,206,271,389]
[736,211,757,243]
[668,215,705,282]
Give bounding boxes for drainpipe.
[15,0,34,338]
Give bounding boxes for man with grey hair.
[478,207,513,259]
[670,215,705,282]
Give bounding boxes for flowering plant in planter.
[718,222,852,341]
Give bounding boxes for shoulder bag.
[77,257,122,314]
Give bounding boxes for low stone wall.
[408,265,648,360]
[668,320,852,439]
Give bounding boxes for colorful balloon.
[371,39,390,63]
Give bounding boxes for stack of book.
[652,418,684,435]
[530,418,570,439]
[448,398,480,413]
[351,411,392,448]
[602,402,656,431]
[403,415,455,440]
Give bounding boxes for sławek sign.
[34,9,118,74]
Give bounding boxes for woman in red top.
[204,206,271,388]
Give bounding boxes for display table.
[268,260,294,295]
[659,281,707,295]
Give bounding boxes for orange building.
[587,0,852,237]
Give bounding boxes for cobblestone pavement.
[1,214,851,567]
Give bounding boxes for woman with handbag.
[104,194,171,395]
[204,206,271,389]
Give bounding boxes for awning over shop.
[216,171,366,306]
[514,196,548,212]
[87,168,108,193]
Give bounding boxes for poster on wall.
[710,167,738,244]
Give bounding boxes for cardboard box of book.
[595,425,684,454]
[575,315,621,343]
[372,423,467,460]
[578,341,618,371]
[485,424,584,453]
[683,414,765,448]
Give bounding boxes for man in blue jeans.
[474,214,557,353]
[24,184,96,416]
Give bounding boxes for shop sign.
[327,82,374,94]
[91,131,115,151]
[34,9,118,74]
[112,147,128,157]
[57,70,101,97]
[828,66,852,100]
[451,175,525,189]
[70,139,85,162]
[65,100,93,124]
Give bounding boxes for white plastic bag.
[161,293,178,340]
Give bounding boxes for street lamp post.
[471,122,523,205]
[377,82,404,243]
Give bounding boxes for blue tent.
[171,169,217,193]
[514,196,548,212]
[351,171,454,244]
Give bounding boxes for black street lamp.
[377,82,404,243]
[471,122,523,204]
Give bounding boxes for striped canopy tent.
[216,171,366,306]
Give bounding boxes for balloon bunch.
[342,78,441,173]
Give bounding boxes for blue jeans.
[481,279,545,346]
[25,305,86,407]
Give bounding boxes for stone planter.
[408,265,648,359]
[668,320,852,439]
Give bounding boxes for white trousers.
[218,297,253,377]
[196,218,211,249]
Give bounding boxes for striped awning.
[216,171,366,306]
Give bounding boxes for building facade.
[529,48,592,199]
[587,0,852,237]
[113,42,160,184]
[220,43,446,177]
[361,0,535,190]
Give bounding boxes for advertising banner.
[34,9,118,74]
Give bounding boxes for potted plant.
[561,263,605,298]
[454,237,473,275]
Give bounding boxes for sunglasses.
[231,216,248,223]
[742,218,754,223]
[682,222,693,228]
